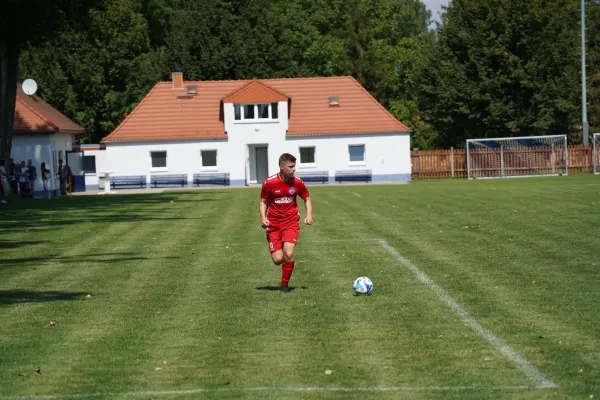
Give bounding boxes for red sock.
[281,261,295,287]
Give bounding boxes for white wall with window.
[289,133,411,182]
[298,146,316,167]
[200,150,218,170]
[105,139,230,185]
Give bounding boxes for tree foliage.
[417,0,585,147]
[13,0,600,150]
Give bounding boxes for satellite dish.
[22,79,38,96]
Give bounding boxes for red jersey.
[261,173,310,229]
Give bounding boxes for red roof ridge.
[16,93,59,131]
[102,82,161,142]
[346,76,410,132]
[153,75,356,85]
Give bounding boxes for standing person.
[58,159,72,195]
[26,159,37,193]
[41,162,51,198]
[18,161,33,198]
[259,153,313,293]
[0,166,7,204]
[9,159,17,195]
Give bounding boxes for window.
[151,151,167,168]
[234,103,279,121]
[244,104,255,119]
[201,150,217,168]
[349,145,365,163]
[299,147,315,165]
[258,104,269,119]
[83,155,96,173]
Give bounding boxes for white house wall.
[101,98,411,187]
[84,149,107,190]
[105,140,230,185]
[286,133,411,183]
[224,101,289,184]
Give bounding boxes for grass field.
[1,175,599,399]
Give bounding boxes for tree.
[587,0,600,134]
[0,0,97,166]
[417,0,582,148]
[18,0,164,143]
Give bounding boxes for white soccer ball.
[353,276,373,295]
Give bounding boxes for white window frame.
[200,149,218,171]
[298,146,316,168]
[150,150,168,172]
[233,103,279,123]
[348,144,366,166]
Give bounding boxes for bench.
[334,169,372,183]
[193,173,230,186]
[110,175,146,189]
[295,171,329,184]
[150,174,187,188]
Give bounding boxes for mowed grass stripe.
[60,190,232,392]
[131,189,273,390]
[315,178,599,394]
[297,189,530,388]
[0,191,227,394]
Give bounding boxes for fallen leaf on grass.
[579,369,584,375]
[155,367,162,371]
[324,369,332,375]
[49,321,56,327]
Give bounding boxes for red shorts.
[266,225,299,253]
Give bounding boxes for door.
[255,146,268,183]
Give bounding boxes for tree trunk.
[0,39,19,169]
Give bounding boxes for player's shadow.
[255,286,308,292]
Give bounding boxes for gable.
[223,80,288,104]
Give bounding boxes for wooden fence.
[411,145,596,179]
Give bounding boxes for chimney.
[172,72,184,90]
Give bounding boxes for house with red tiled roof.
[10,82,85,195]
[98,73,411,187]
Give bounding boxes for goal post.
[594,133,600,175]
[466,135,568,179]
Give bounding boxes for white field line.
[347,190,362,197]
[3,385,556,399]
[377,239,558,389]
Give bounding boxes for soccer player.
[259,153,313,293]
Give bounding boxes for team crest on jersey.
[289,187,296,195]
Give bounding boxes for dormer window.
[234,103,279,121]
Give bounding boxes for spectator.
[58,159,72,195]
[9,158,17,195]
[0,166,7,204]
[41,162,51,198]
[19,161,33,198]
[27,159,37,193]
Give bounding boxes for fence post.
[414,149,419,179]
[450,147,454,177]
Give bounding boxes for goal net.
[594,133,600,175]
[467,135,568,179]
